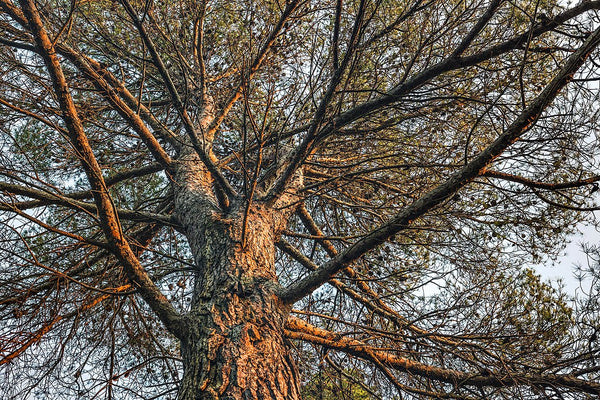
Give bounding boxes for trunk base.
[177,295,300,400]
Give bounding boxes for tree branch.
[1,198,171,308]
[264,0,367,202]
[17,0,186,338]
[0,180,176,226]
[285,316,600,395]
[316,1,600,142]
[279,24,600,304]
[1,285,131,366]
[118,0,237,207]
[450,0,504,58]
[56,45,173,169]
[264,1,600,205]
[482,170,600,190]
[0,0,176,167]
[294,205,463,347]
[203,0,303,141]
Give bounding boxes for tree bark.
[174,147,301,399]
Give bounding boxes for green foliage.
[302,368,372,400]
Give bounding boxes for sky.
[542,218,599,299]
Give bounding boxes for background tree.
[1,0,600,398]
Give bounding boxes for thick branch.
[450,0,504,58]
[192,1,208,98]
[280,24,600,303]
[0,163,163,211]
[17,0,185,338]
[285,317,600,395]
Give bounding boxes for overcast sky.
[543,218,599,298]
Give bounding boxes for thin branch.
[0,181,176,226]
[1,285,131,366]
[56,45,173,170]
[118,0,236,207]
[0,1,177,166]
[533,190,600,212]
[203,0,303,141]
[294,205,463,346]
[450,0,504,58]
[264,1,600,205]
[313,1,600,144]
[1,200,170,308]
[264,0,368,202]
[482,170,600,190]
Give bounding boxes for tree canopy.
[1,0,600,399]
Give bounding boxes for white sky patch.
[540,218,600,298]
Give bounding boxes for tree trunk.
[174,149,301,399]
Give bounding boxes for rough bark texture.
[176,210,300,399]
[173,132,301,399]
